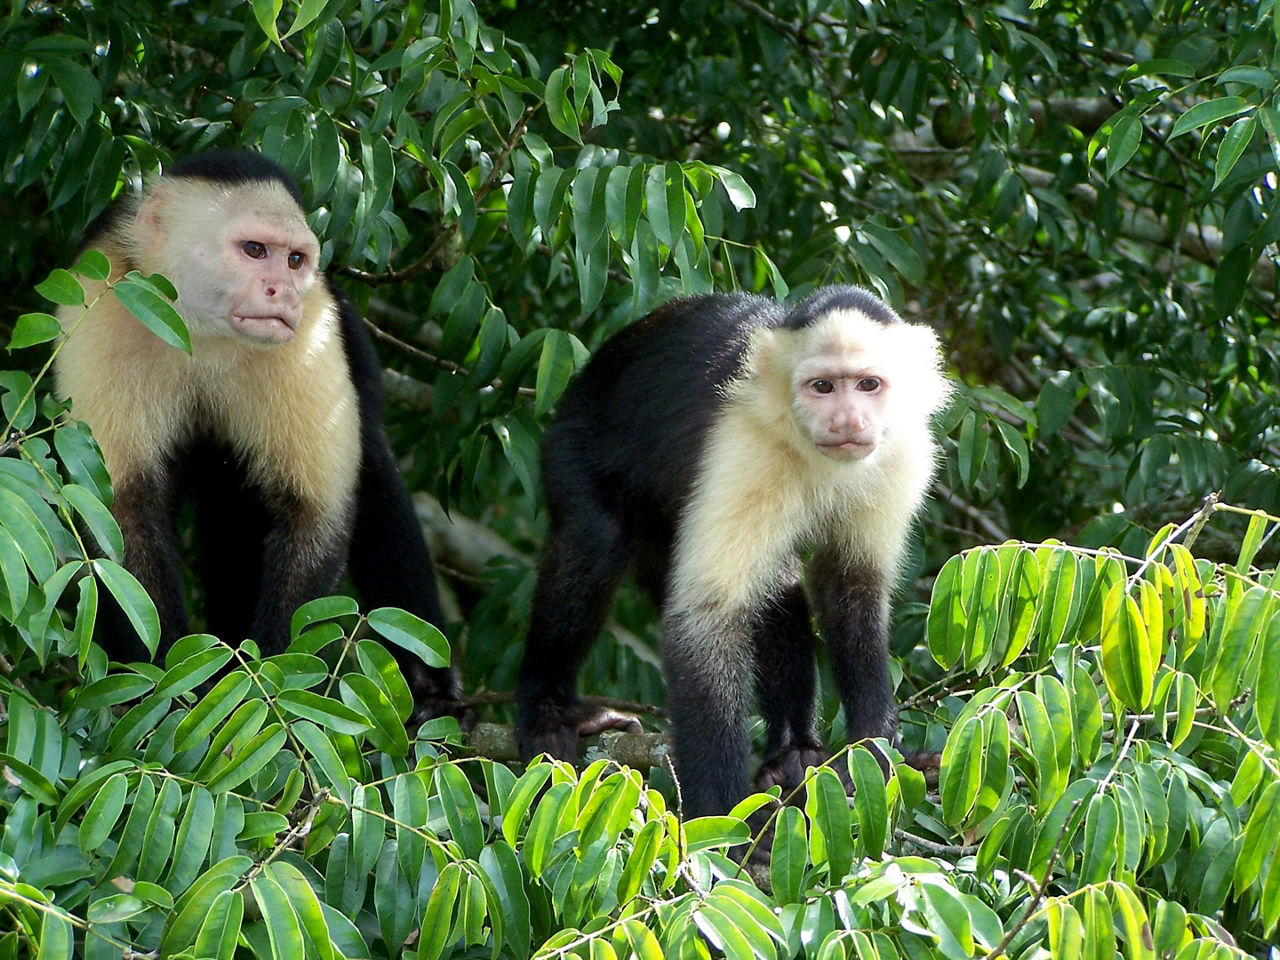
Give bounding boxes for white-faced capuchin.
[54,150,457,716]
[515,286,952,817]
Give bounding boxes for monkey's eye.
[288,251,306,270]
[856,377,882,392]
[241,241,267,259]
[811,379,835,395]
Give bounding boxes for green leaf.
[115,272,190,353]
[861,220,925,287]
[1047,901,1086,958]
[8,313,61,349]
[545,64,581,142]
[1258,616,1280,749]
[354,639,413,721]
[1213,115,1256,188]
[708,165,757,211]
[165,785,215,893]
[534,329,576,416]
[1016,689,1066,809]
[276,689,373,736]
[694,903,763,960]
[1080,792,1120,884]
[252,871,305,960]
[78,771,129,852]
[418,862,462,960]
[72,249,111,281]
[271,861,337,960]
[249,0,283,44]
[173,671,253,751]
[205,723,287,794]
[1234,780,1280,892]
[500,763,552,846]
[1037,374,1079,438]
[36,268,86,306]
[290,594,359,639]
[805,768,852,879]
[91,559,160,657]
[927,554,965,668]
[1105,115,1142,180]
[340,673,409,754]
[36,911,72,960]
[0,486,56,581]
[154,646,234,699]
[48,56,100,126]
[192,889,244,960]
[291,720,353,805]
[1208,585,1271,712]
[366,606,450,668]
[919,880,976,957]
[1099,584,1154,711]
[436,762,485,858]
[75,673,156,711]
[0,752,58,805]
[1169,97,1250,139]
[940,711,983,825]
[847,747,888,857]
[54,422,112,501]
[645,162,686,249]
[64,483,123,560]
[281,0,329,38]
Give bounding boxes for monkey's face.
[180,209,319,345]
[791,360,889,462]
[136,180,320,345]
[216,214,318,344]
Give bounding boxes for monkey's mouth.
[232,314,298,342]
[816,440,875,461]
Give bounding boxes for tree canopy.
[2,1,1280,959]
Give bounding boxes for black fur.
[168,150,305,206]
[516,287,902,817]
[782,283,900,330]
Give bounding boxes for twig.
[363,318,537,398]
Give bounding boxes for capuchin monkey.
[54,150,458,716]
[515,286,951,817]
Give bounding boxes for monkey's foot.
[753,743,828,794]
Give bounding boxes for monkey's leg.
[251,492,349,655]
[752,579,826,794]
[664,607,755,817]
[809,548,897,769]
[104,471,187,661]
[516,514,634,762]
[349,427,460,719]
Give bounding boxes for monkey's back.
[540,294,783,591]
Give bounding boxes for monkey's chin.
[815,440,876,462]
[231,315,298,344]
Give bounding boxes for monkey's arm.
[108,471,187,660]
[662,606,757,818]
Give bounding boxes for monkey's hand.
[519,703,642,761]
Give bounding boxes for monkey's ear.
[133,184,174,260]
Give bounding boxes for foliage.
[3,0,1280,959]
